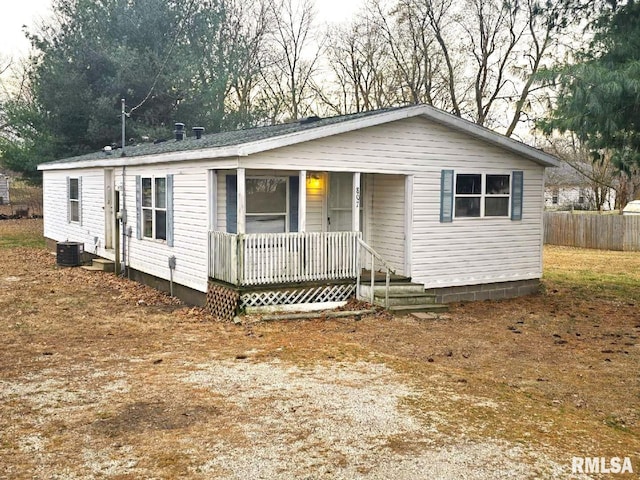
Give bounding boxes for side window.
[140,176,167,241]
[453,173,512,219]
[68,177,81,223]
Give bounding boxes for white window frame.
[245,176,290,234]
[141,176,167,241]
[454,173,511,219]
[68,177,80,223]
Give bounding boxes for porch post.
[237,168,246,234]
[352,172,361,232]
[298,170,307,232]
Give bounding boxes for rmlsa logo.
[572,457,634,474]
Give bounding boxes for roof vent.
[192,126,205,139]
[300,115,321,124]
[174,122,185,141]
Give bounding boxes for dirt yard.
[1,219,638,479]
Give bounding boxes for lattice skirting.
[207,282,240,320]
[240,284,356,310]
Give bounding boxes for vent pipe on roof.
[174,122,185,141]
[192,126,205,139]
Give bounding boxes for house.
[38,104,559,317]
[0,174,9,205]
[544,161,616,211]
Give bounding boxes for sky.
[0,0,362,69]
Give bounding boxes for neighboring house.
[544,161,616,210]
[0,174,9,205]
[38,104,559,316]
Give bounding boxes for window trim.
[453,172,512,219]
[245,175,290,234]
[141,175,168,241]
[67,177,81,224]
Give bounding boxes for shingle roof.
[40,107,404,165]
[38,104,560,169]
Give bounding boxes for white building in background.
[0,174,9,205]
[544,162,616,211]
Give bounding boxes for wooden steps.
[359,282,448,314]
[81,258,115,272]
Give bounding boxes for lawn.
[0,219,638,479]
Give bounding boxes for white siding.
[241,116,545,288]
[369,174,405,274]
[43,116,546,293]
[43,168,107,256]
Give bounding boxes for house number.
[355,187,360,208]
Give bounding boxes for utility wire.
[127,0,199,116]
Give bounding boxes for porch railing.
[356,238,396,308]
[209,231,361,286]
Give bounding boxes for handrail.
[356,238,396,308]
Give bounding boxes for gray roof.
[40,107,403,165]
[39,104,560,169]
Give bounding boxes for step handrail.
[356,238,396,308]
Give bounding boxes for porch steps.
[360,282,448,314]
[81,258,115,272]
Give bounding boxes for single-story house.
[544,161,616,211]
[38,104,559,316]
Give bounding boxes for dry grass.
[0,219,638,478]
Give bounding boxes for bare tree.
[322,14,394,114]
[260,0,322,121]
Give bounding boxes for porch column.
[237,168,246,234]
[298,170,307,232]
[352,172,361,232]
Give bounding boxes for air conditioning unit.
[56,241,84,267]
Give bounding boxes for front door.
[328,172,364,232]
[104,169,116,250]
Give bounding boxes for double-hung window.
[245,177,288,234]
[68,178,80,222]
[141,177,167,240]
[454,173,510,218]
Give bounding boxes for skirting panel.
[206,282,240,320]
[240,284,356,310]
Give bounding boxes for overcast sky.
[0,0,361,66]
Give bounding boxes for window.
[68,177,81,223]
[246,177,288,234]
[454,173,510,218]
[141,177,167,240]
[552,188,559,205]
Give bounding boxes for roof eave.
[37,145,243,170]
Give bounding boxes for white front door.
[104,169,116,250]
[328,172,353,232]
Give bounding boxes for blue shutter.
[136,175,142,239]
[166,174,174,247]
[226,175,237,234]
[511,171,523,221]
[440,170,454,223]
[66,176,71,223]
[78,176,83,226]
[289,176,299,232]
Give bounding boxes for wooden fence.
[544,212,640,251]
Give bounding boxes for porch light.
[306,173,323,190]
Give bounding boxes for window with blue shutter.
[440,170,454,223]
[136,176,142,239]
[226,175,237,233]
[511,171,523,221]
[289,176,299,232]
[166,174,174,246]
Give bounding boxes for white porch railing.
[209,231,361,286]
[356,238,396,309]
